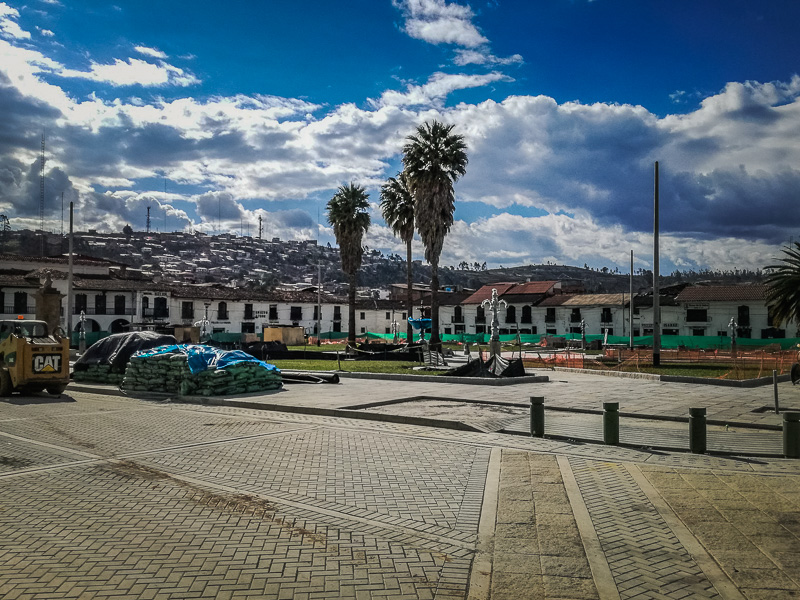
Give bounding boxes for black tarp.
[448,355,526,378]
[73,331,178,371]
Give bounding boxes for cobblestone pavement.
[1,375,800,599]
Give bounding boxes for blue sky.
[1,0,799,274]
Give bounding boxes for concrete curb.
[337,371,550,385]
[553,366,792,387]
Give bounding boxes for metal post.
[603,402,619,445]
[653,162,661,367]
[530,396,545,438]
[689,407,707,454]
[67,202,74,341]
[774,370,780,414]
[629,249,634,350]
[783,412,800,458]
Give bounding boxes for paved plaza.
[0,371,799,599]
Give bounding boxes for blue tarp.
[408,318,432,330]
[132,344,280,375]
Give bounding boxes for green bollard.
[530,396,545,438]
[603,402,619,445]
[783,412,800,459]
[689,407,707,454]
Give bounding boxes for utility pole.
[67,202,74,339]
[653,162,661,367]
[40,133,45,256]
[629,250,634,350]
[317,263,322,346]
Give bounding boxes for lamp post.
[729,317,738,359]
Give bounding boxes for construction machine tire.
[46,383,68,395]
[0,369,13,396]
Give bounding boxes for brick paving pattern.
[569,457,722,599]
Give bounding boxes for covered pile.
[122,344,282,396]
[73,331,178,385]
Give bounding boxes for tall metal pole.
[629,249,634,350]
[316,263,322,346]
[67,202,74,339]
[653,162,661,367]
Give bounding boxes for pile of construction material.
[73,364,126,385]
[121,344,282,396]
[73,331,179,386]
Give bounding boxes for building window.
[95,294,106,315]
[737,305,750,327]
[603,328,614,336]
[476,307,486,323]
[218,301,228,320]
[506,305,516,323]
[545,307,556,323]
[360,327,365,333]
[453,306,463,323]
[360,312,366,320]
[444,327,452,335]
[385,312,391,319]
[241,322,255,334]
[269,304,278,320]
[313,306,320,321]
[181,301,194,320]
[476,325,485,334]
[546,328,557,335]
[570,308,581,323]
[154,297,168,319]
[333,321,341,332]
[74,293,87,314]
[601,308,613,323]
[521,306,532,324]
[333,306,342,320]
[290,306,302,321]
[141,296,150,316]
[401,312,407,320]
[114,295,126,315]
[692,328,705,336]
[686,308,707,322]
[385,327,391,334]
[244,303,254,320]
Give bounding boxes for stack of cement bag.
[73,364,126,385]
[73,331,179,385]
[122,344,282,396]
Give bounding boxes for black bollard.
[530,396,545,438]
[783,412,800,459]
[689,407,707,454]
[603,402,619,445]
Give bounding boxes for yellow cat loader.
[0,319,70,396]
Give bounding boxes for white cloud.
[0,2,30,39]
[394,0,487,47]
[37,27,54,37]
[134,45,167,59]
[372,71,512,108]
[453,49,523,66]
[59,57,199,87]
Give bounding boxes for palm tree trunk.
[406,238,413,343]
[430,260,440,351]
[348,270,357,348]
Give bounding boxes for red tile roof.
[461,283,516,304]
[675,284,769,302]
[502,281,559,296]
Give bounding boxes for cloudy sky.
[1,0,798,273]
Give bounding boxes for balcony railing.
[142,308,170,319]
[3,305,35,314]
[72,307,136,316]
[451,316,464,323]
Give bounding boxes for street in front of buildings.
[1,373,800,599]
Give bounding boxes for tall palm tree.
[402,120,468,350]
[765,242,800,328]
[327,183,371,348]
[380,172,415,343]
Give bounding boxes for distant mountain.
[0,229,765,293]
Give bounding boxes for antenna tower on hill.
[40,133,45,256]
[146,206,151,233]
